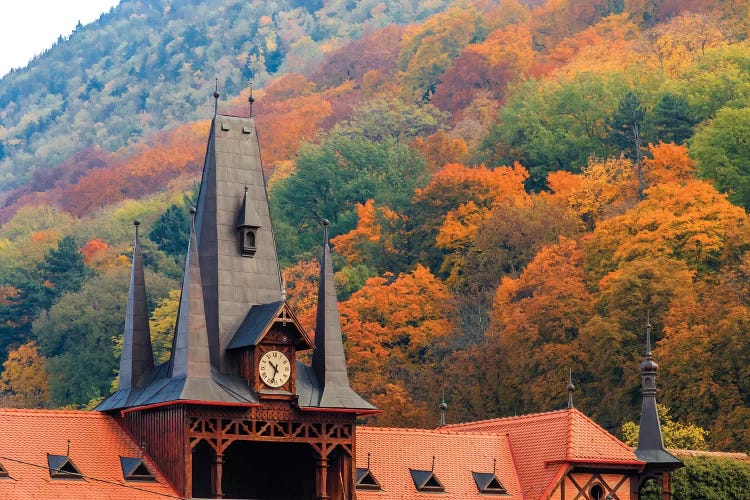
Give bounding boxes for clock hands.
[270,361,279,385]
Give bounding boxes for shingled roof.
[441,408,644,499]
[356,426,523,499]
[0,409,178,499]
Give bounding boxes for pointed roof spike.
[567,368,575,410]
[248,80,255,117]
[439,387,448,427]
[169,207,213,379]
[118,219,155,391]
[213,78,220,116]
[311,219,376,411]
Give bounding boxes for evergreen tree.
[148,204,190,260]
[607,91,647,198]
[652,93,697,145]
[37,236,93,310]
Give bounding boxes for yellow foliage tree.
[0,341,50,408]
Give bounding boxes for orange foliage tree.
[340,265,455,427]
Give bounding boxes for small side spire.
[213,78,220,116]
[635,316,681,466]
[248,80,255,117]
[170,208,212,379]
[567,368,575,409]
[311,219,375,410]
[118,220,154,390]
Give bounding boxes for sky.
[0,0,120,78]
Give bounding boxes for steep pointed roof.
[194,114,283,372]
[118,220,154,390]
[308,221,375,411]
[635,322,682,467]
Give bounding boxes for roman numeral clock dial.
[258,350,291,388]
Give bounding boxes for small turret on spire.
[213,78,220,116]
[567,368,575,409]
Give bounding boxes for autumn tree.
[621,404,708,450]
[0,341,50,408]
[341,266,455,427]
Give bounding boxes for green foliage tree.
[270,131,427,261]
[149,204,190,260]
[690,106,750,209]
[37,235,94,310]
[651,93,698,145]
[671,456,750,500]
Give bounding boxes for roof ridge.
[566,408,575,461]
[441,408,571,429]
[0,408,110,417]
[359,426,506,437]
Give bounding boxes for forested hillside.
[1,0,750,453]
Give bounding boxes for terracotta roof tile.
[356,426,522,499]
[0,409,179,499]
[441,409,642,499]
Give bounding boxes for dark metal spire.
[567,368,575,410]
[213,78,220,116]
[311,219,375,410]
[117,220,154,390]
[170,208,212,379]
[635,316,681,466]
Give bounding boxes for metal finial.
[134,219,140,239]
[431,455,435,472]
[321,218,330,243]
[66,439,71,457]
[439,387,448,426]
[493,458,496,474]
[281,273,287,302]
[190,206,197,227]
[367,453,371,469]
[213,78,220,115]
[645,312,653,358]
[248,81,255,117]
[567,368,576,409]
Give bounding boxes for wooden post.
[212,452,224,499]
[316,456,330,500]
[661,473,672,500]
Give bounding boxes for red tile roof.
[0,409,179,500]
[356,426,523,499]
[441,408,644,499]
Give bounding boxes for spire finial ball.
[322,219,330,226]
[133,219,140,226]
[190,207,197,215]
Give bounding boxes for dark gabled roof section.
[409,469,445,492]
[120,457,156,482]
[118,220,154,392]
[227,301,313,350]
[472,472,508,494]
[0,462,8,478]
[47,454,82,479]
[308,221,375,412]
[355,468,382,491]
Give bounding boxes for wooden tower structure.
[97,97,376,499]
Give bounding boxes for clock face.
[258,350,291,388]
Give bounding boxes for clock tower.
[98,97,376,499]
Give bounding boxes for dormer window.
[409,468,445,493]
[120,457,156,482]
[47,454,82,479]
[0,462,9,478]
[355,468,382,491]
[472,472,508,494]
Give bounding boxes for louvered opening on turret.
[355,468,382,490]
[47,454,82,479]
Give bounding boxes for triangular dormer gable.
[227,301,312,351]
